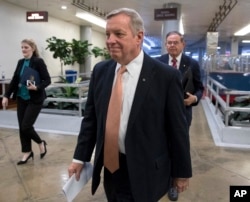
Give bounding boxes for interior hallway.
[0,103,250,202]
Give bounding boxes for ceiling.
[4,0,250,51]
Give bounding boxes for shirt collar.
[170,53,182,62]
[116,50,144,77]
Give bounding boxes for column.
[206,32,219,56]
[161,3,181,54]
[80,25,92,73]
[231,36,239,56]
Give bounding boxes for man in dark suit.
[68,8,192,202]
[158,31,204,201]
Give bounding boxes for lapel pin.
[142,78,146,82]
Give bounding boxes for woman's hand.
[26,82,37,91]
[2,97,8,109]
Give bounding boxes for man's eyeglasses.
[166,41,180,46]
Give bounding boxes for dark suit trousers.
[17,97,43,152]
[104,153,135,202]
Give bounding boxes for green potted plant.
[71,39,92,64]
[46,36,92,76]
[91,46,111,60]
[46,37,71,76]
[45,37,110,115]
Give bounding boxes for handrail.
[206,76,250,126]
[203,55,250,73]
[0,75,90,116]
[43,81,89,116]
[0,79,11,110]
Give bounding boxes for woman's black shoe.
[17,152,34,165]
[40,140,47,159]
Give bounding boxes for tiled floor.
[0,103,250,202]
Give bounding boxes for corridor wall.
[0,1,106,79]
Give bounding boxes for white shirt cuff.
[72,159,84,164]
[194,96,198,103]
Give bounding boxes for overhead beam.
[207,0,238,32]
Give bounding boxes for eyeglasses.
[166,41,180,46]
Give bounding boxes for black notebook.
[182,67,194,98]
[20,67,40,86]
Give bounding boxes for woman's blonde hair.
[21,39,40,57]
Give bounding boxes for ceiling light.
[179,17,184,35]
[61,5,67,10]
[234,24,250,36]
[76,11,106,29]
[242,40,250,43]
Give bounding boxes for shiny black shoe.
[40,140,47,159]
[17,152,34,165]
[168,187,178,201]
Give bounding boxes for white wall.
[0,1,106,80]
[91,31,106,67]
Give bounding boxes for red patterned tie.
[104,66,126,173]
[172,58,177,68]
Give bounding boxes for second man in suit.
[158,31,204,201]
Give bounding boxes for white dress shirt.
[169,53,182,69]
[116,50,144,154]
[73,50,144,163]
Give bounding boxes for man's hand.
[68,162,84,181]
[184,92,197,106]
[173,178,189,193]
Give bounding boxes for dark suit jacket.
[73,53,192,202]
[157,54,204,126]
[4,56,51,104]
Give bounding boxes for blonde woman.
[2,39,51,165]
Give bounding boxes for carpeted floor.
[0,110,82,135]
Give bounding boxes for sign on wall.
[26,11,48,22]
[154,8,177,21]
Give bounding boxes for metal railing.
[0,73,91,116]
[0,79,11,110]
[43,81,89,116]
[203,55,250,73]
[206,76,250,126]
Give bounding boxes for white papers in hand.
[62,162,93,202]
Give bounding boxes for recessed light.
[61,5,67,10]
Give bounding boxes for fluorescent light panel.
[76,11,106,29]
[234,24,250,36]
[242,40,250,43]
[179,17,184,35]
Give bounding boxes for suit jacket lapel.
[100,61,117,139]
[162,54,169,64]
[126,54,155,132]
[179,55,190,74]
[100,56,156,137]
[164,54,189,74]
